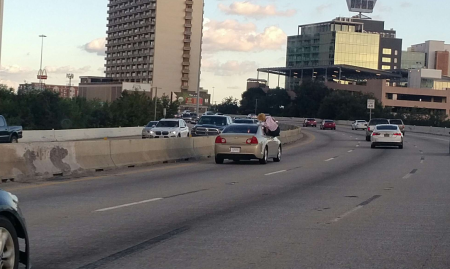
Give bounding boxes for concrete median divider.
[0,126,304,182]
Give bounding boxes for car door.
[261,126,277,157]
[182,120,190,137]
[0,116,8,142]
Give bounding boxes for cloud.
[218,2,297,18]
[203,19,287,52]
[202,59,258,76]
[400,2,412,8]
[316,3,333,13]
[82,38,106,56]
[45,66,91,74]
[227,86,241,90]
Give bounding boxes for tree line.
[215,80,450,127]
[0,85,179,130]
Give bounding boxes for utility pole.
[38,35,47,91]
[153,87,162,121]
[66,73,74,86]
[212,87,215,106]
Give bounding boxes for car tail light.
[215,136,226,144]
[246,136,258,144]
[368,127,371,131]
[393,133,402,136]
[372,132,381,136]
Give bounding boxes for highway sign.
[367,99,375,109]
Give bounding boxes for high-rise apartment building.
[105,0,204,97]
[0,0,4,66]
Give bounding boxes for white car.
[352,120,367,130]
[371,124,404,149]
[145,119,190,138]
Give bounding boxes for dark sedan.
[0,189,31,269]
[192,115,233,136]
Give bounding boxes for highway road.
[3,126,450,269]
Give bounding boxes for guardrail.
[0,127,303,182]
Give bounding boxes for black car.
[0,189,31,268]
[0,116,23,143]
[192,115,233,136]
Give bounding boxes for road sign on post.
[367,99,375,121]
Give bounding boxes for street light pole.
[153,87,162,121]
[38,35,47,90]
[212,87,215,105]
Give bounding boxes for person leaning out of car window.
[258,113,280,137]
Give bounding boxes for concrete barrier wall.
[0,127,303,182]
[21,127,143,143]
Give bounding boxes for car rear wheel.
[399,144,404,149]
[215,156,224,164]
[366,136,371,142]
[371,143,376,149]
[0,216,19,269]
[273,146,282,162]
[259,147,268,164]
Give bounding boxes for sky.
[0,0,449,103]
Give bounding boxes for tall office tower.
[105,0,204,96]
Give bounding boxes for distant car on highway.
[371,124,404,149]
[0,115,22,143]
[0,189,31,268]
[247,114,257,119]
[214,124,282,164]
[234,118,258,124]
[190,113,199,124]
[351,120,368,130]
[320,120,336,130]
[142,121,159,139]
[192,115,233,136]
[303,118,317,127]
[366,118,389,141]
[389,119,406,135]
[182,113,194,123]
[204,111,215,116]
[215,113,224,116]
[145,119,190,138]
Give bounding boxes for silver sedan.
[371,124,404,149]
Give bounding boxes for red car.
[320,120,336,130]
[303,118,317,127]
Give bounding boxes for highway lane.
[2,127,450,268]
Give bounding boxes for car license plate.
[230,147,241,153]
[384,134,390,137]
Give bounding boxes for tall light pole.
[38,35,47,90]
[212,87,215,106]
[66,73,74,86]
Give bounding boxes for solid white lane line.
[331,206,363,222]
[265,170,287,176]
[96,198,163,212]
[348,150,353,153]
[325,158,335,162]
[403,173,412,179]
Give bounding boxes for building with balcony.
[105,0,204,97]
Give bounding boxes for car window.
[156,121,179,128]
[307,118,315,121]
[324,120,334,123]
[357,120,366,123]
[369,119,389,125]
[223,125,258,134]
[146,121,158,127]
[376,125,398,131]
[389,119,403,125]
[235,119,254,124]
[198,116,227,126]
[0,117,5,127]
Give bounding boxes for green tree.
[217,97,239,114]
[291,80,331,117]
[265,88,291,116]
[240,87,267,115]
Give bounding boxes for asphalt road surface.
[3,126,450,269]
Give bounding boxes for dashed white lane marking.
[356,145,360,147]
[402,169,418,179]
[325,158,335,162]
[348,150,354,153]
[265,170,287,176]
[331,206,363,222]
[96,198,163,212]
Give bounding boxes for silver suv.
[366,118,389,141]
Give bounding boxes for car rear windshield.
[182,114,191,117]
[307,119,315,121]
[146,121,158,127]
[223,125,258,134]
[369,119,389,125]
[235,119,254,124]
[389,119,403,125]
[156,121,179,128]
[198,116,227,126]
[324,120,334,123]
[357,120,366,123]
[376,126,398,131]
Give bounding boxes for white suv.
[352,120,367,130]
[146,119,190,138]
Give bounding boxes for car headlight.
[171,131,177,135]
[149,130,155,134]
[8,192,18,205]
